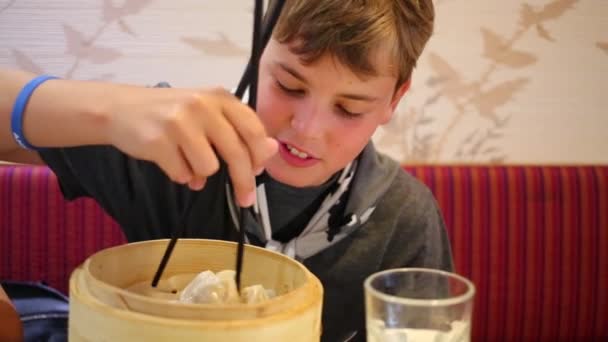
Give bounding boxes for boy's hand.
[107,87,277,207]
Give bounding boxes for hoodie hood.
[344,142,401,221]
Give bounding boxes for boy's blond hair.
[273,0,434,88]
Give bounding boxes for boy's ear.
[390,78,411,112]
[380,78,411,124]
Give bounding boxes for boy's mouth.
[277,141,320,167]
[285,143,313,160]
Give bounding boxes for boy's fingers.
[157,145,193,185]
[178,122,220,178]
[206,115,256,207]
[222,97,277,169]
[188,177,207,191]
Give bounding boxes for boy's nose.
[290,105,326,139]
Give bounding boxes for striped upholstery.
[0,165,607,341]
[0,165,125,294]
[404,166,608,342]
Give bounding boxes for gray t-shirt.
[261,172,336,241]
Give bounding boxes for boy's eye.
[337,105,363,119]
[276,80,304,96]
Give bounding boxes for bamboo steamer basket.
[69,239,323,341]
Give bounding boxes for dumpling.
[178,269,275,304]
[179,270,225,304]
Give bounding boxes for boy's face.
[256,39,408,187]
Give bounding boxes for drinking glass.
[364,268,475,342]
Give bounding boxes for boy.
[0,0,452,340]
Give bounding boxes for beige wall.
[1,0,607,164]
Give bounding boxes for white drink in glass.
[367,318,470,342]
[364,268,475,342]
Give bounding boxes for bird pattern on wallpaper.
[375,0,582,163]
[598,41,608,55]
[7,0,153,80]
[2,0,605,164]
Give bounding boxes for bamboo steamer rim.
[72,268,322,329]
[84,239,316,309]
[75,239,323,325]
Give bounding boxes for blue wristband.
[11,75,59,150]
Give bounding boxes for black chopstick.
[150,200,195,287]
[234,0,286,292]
[235,0,264,293]
[235,0,287,99]
[151,0,286,291]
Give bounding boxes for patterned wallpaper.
[1,0,607,164]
